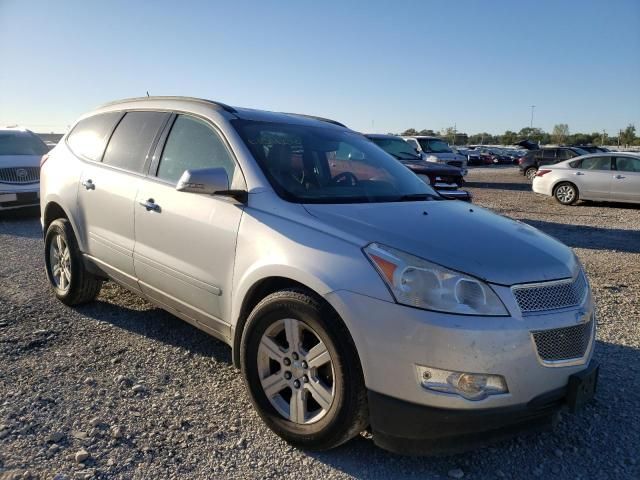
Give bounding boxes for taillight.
[40,154,49,167]
[518,158,524,165]
[536,169,552,177]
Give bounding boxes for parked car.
[402,135,468,174]
[41,96,598,455]
[568,145,610,154]
[0,127,48,212]
[455,147,482,166]
[533,153,640,205]
[519,147,589,181]
[365,134,471,201]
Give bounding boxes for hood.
[402,160,461,175]
[303,201,576,285]
[0,155,42,168]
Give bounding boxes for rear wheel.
[554,182,578,205]
[44,219,102,305]
[240,289,368,451]
[525,167,537,181]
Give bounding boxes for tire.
[44,218,102,305]
[525,167,537,181]
[240,289,368,451]
[553,182,579,206]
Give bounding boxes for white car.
[402,136,468,175]
[532,153,640,205]
[0,127,48,211]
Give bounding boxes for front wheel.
[44,219,102,305]
[240,289,368,451]
[554,182,578,205]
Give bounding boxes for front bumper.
[0,185,40,211]
[324,289,596,451]
[436,189,472,202]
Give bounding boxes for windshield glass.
[233,120,439,204]
[418,138,452,154]
[369,137,420,159]
[0,131,49,156]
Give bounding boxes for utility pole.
[453,123,457,146]
[601,129,606,146]
[530,105,536,130]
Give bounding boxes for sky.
[1,0,639,136]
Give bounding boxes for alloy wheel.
[556,185,576,204]
[257,318,335,424]
[49,234,71,291]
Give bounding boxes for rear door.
[612,156,640,203]
[77,111,169,291]
[539,149,557,166]
[572,156,613,200]
[133,114,245,337]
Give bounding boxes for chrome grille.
[532,318,593,362]
[512,273,587,313]
[0,167,40,184]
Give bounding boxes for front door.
[133,114,244,337]
[77,111,169,291]
[573,156,612,200]
[613,156,640,202]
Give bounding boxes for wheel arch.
[231,275,353,369]
[42,200,87,252]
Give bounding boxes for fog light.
[416,365,508,401]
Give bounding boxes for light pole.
[530,105,536,129]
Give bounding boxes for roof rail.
[281,113,347,128]
[96,96,237,113]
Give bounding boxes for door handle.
[574,172,584,176]
[82,179,95,190]
[139,198,160,212]
[614,174,626,179]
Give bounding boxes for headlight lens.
[364,243,508,316]
[426,155,439,162]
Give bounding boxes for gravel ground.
[1,167,639,480]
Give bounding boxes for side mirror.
[176,167,247,202]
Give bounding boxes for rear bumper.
[369,361,598,455]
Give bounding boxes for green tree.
[418,129,436,136]
[620,124,636,146]
[401,128,418,136]
[552,124,570,144]
[501,130,518,145]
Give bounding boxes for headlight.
[364,243,508,316]
[426,155,438,162]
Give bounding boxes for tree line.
[399,124,638,147]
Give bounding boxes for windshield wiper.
[396,193,438,202]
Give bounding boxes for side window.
[157,115,236,184]
[557,149,573,160]
[102,112,167,173]
[405,138,420,150]
[615,156,640,172]
[67,112,121,161]
[542,150,556,160]
[580,156,611,170]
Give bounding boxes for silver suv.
[41,97,598,454]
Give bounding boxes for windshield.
[417,138,452,154]
[0,131,49,156]
[233,120,439,204]
[369,137,420,160]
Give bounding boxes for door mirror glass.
[176,167,229,195]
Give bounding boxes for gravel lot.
[1,167,639,480]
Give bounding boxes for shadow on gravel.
[521,219,640,254]
[464,181,531,192]
[76,298,232,364]
[0,209,42,239]
[308,339,640,479]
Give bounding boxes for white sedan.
[532,152,640,205]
